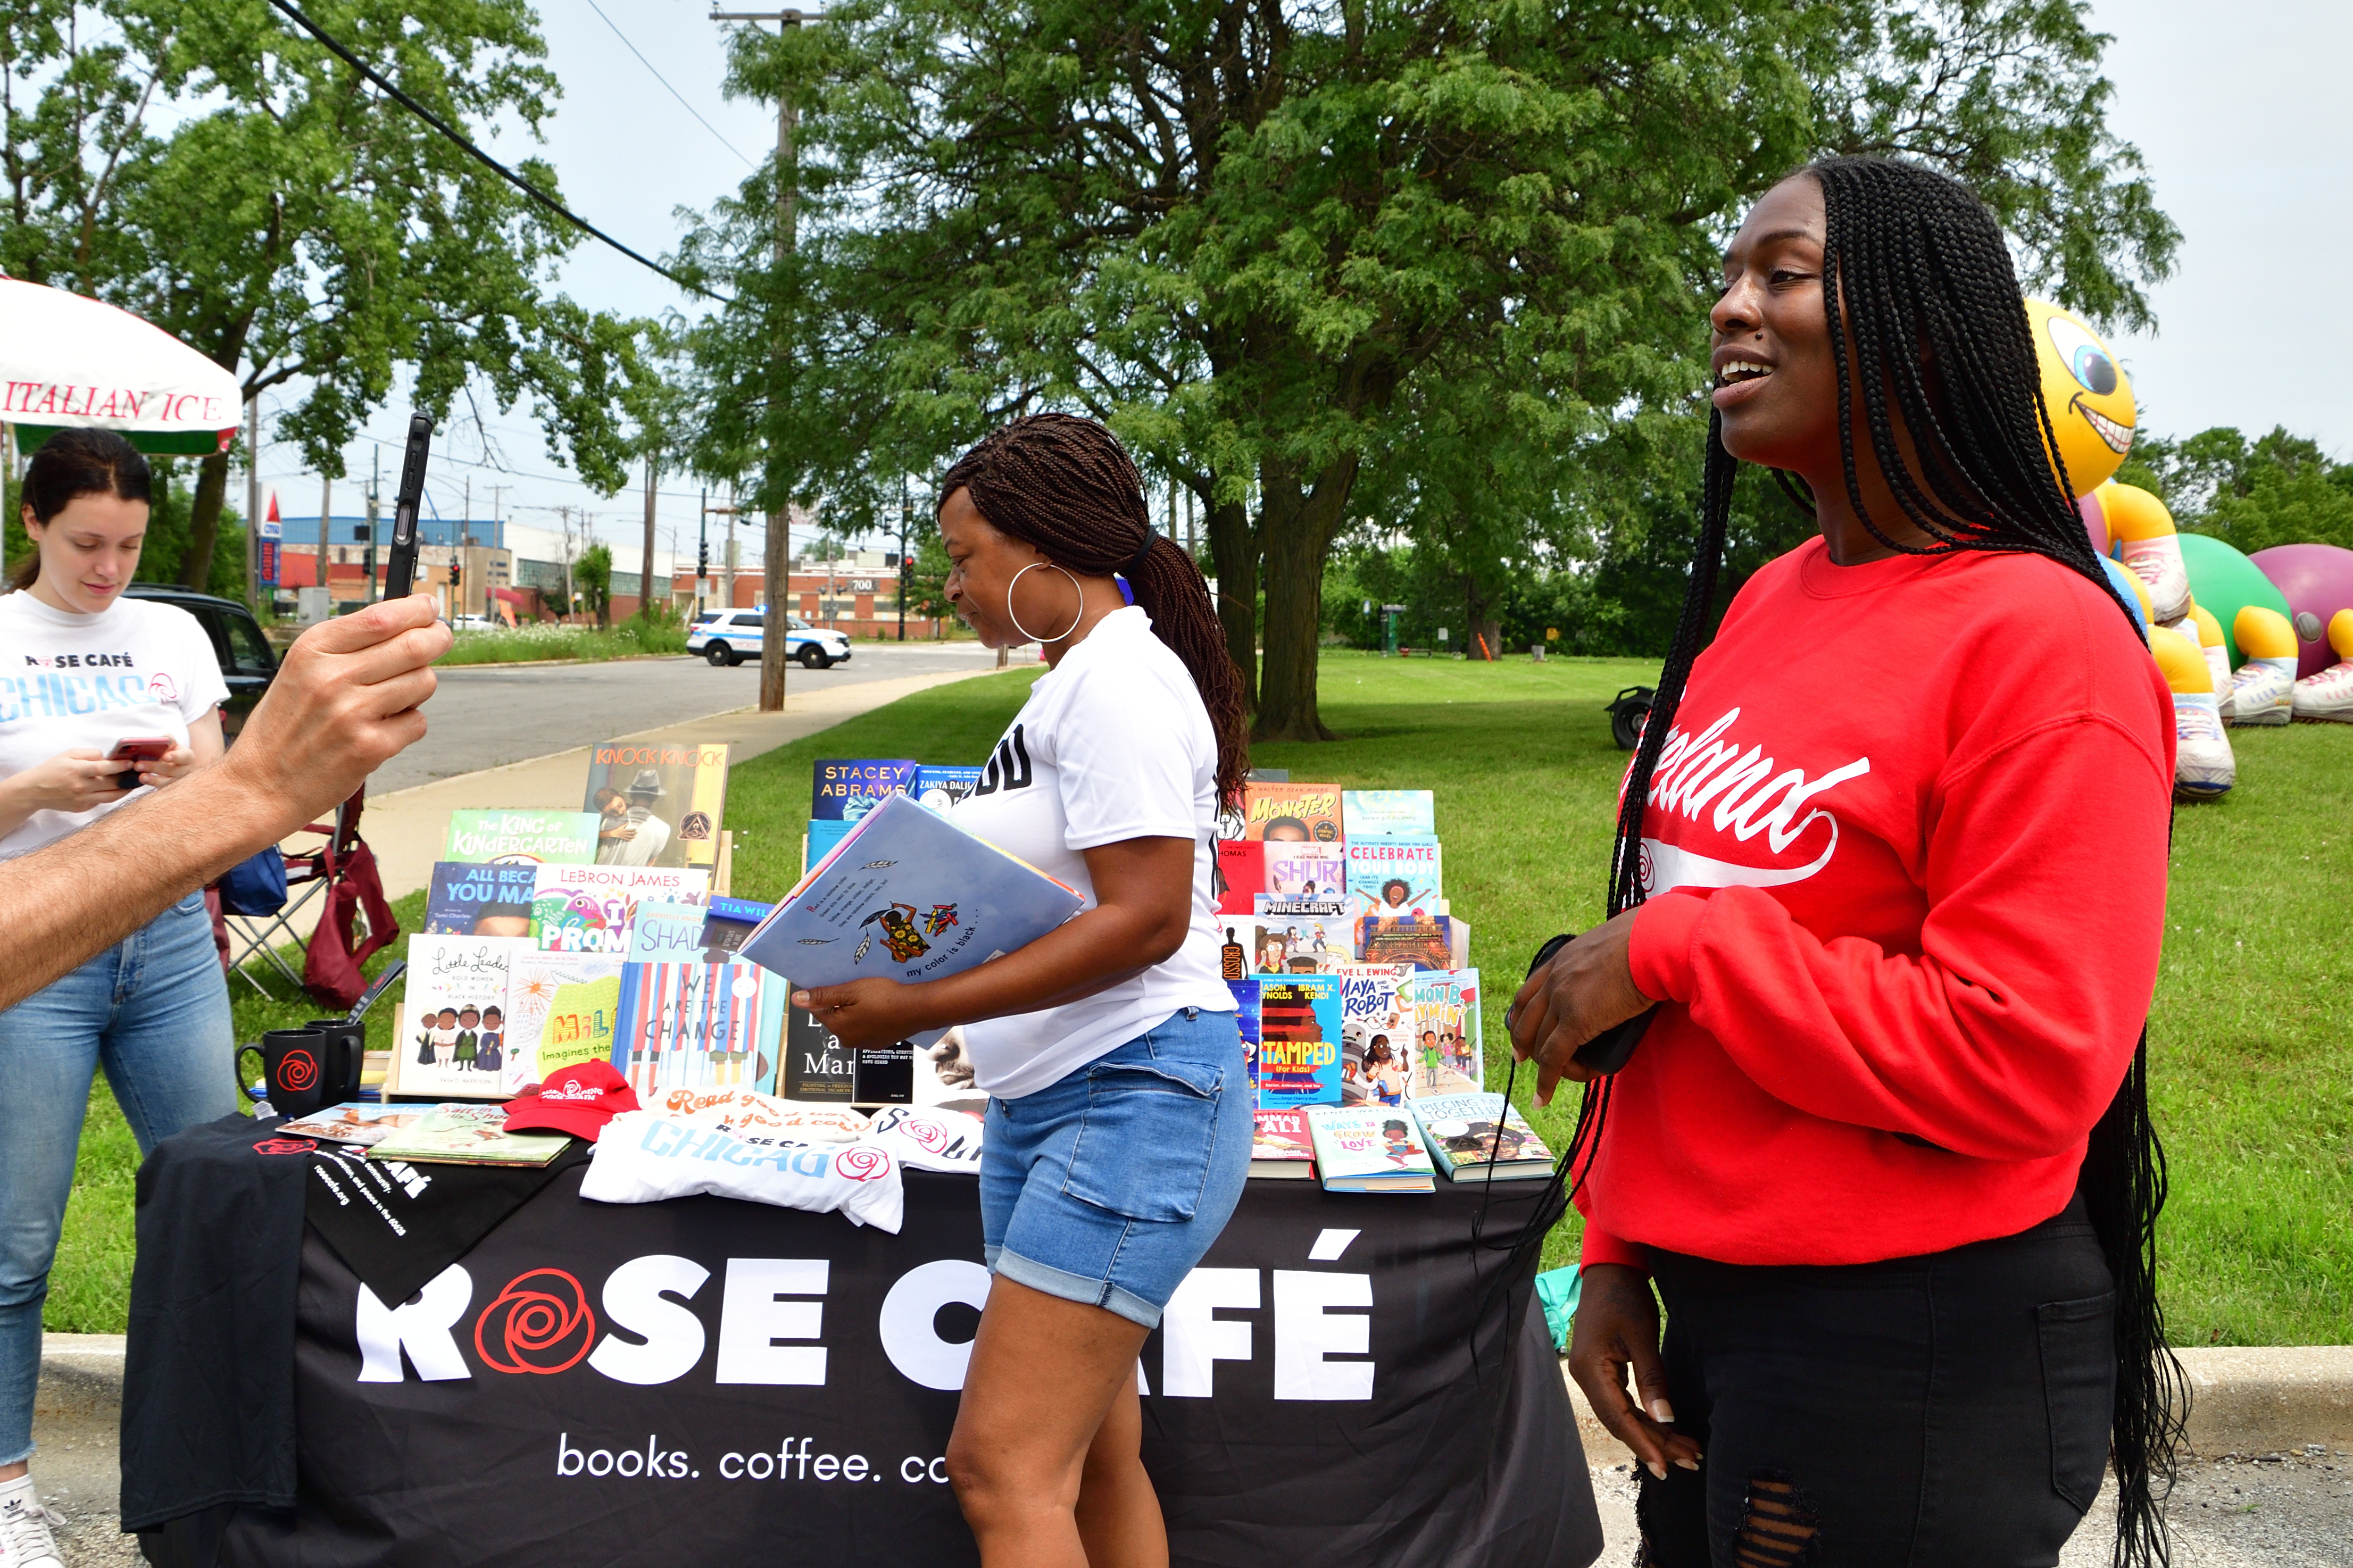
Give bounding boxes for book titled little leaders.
[737,792,1085,1048]
[1304,1105,1436,1192]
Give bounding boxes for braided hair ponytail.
[1598,156,2183,1565]
[939,414,1250,803]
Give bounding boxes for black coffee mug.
[304,1017,368,1105]
[238,1028,329,1118]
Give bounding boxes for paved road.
[371,641,1009,795]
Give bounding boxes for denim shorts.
[980,1006,1251,1329]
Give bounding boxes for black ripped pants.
[1635,1195,2115,1568]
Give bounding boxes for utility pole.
[316,471,331,611]
[364,448,380,604]
[897,473,909,642]
[696,489,710,616]
[641,452,659,624]
[724,488,738,610]
[713,5,822,712]
[244,395,261,611]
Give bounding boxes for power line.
[263,0,724,302]
[581,0,757,169]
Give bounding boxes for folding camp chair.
[218,788,398,1007]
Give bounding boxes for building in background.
[277,514,692,622]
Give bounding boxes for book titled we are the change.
[738,792,1085,1048]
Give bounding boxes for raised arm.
[0,595,451,1010]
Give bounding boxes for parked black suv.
[121,583,278,738]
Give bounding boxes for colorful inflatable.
[2177,532,2293,669]
[2290,610,2353,723]
[2026,299,2135,496]
[2100,482,2190,625]
[2150,624,2233,798]
[2248,543,2353,681]
[2229,605,2298,726]
[2186,602,2232,715]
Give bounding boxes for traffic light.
[450,560,462,588]
[698,538,710,577]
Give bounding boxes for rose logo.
[276,1049,318,1091]
[475,1269,597,1375]
[147,672,179,703]
[251,1136,318,1156]
[833,1145,890,1183]
[907,1117,950,1154]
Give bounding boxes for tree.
[2,0,648,594]
[576,542,613,630]
[686,0,2175,736]
[2119,427,2353,556]
[902,527,956,634]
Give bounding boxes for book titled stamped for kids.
[736,793,1085,1047]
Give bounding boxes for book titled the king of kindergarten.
[736,793,1086,1047]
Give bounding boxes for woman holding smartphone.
[793,414,1250,1568]
[1509,158,2182,1565]
[0,428,234,1563]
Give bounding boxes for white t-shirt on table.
[950,604,1236,1098]
[0,589,229,860]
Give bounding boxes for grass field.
[434,618,690,666]
[48,649,2353,1342]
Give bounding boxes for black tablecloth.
[189,1166,1599,1566]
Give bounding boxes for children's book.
[442,809,598,865]
[738,793,1086,1048]
[1410,1093,1558,1182]
[1253,973,1342,1110]
[1237,898,1353,974]
[584,742,730,870]
[612,958,785,1100]
[1402,968,1484,1097]
[701,897,774,960]
[1356,912,1456,971]
[1227,977,1262,1095]
[1235,781,1343,844]
[1346,838,1443,918]
[1304,1104,1436,1192]
[914,764,985,814]
[529,865,711,956]
[390,935,524,1099]
[1249,1107,1316,1179]
[278,1102,425,1147]
[503,952,624,1091]
[812,758,918,820]
[1265,841,1346,902]
[626,900,718,965]
[1214,839,1266,915]
[804,818,855,874]
[1336,963,1413,1107]
[1342,790,1436,841]
[368,1104,571,1167]
[423,861,542,936]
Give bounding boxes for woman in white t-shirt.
[0,429,235,1532]
[794,415,1251,1567]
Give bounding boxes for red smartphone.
[107,736,172,789]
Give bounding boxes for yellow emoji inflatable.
[2025,298,2135,496]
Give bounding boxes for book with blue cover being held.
[737,792,1086,1046]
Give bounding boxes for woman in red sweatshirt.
[1509,157,2183,1566]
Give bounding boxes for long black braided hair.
[1544,156,2182,1565]
[939,414,1250,803]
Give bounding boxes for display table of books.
[134,1154,1599,1566]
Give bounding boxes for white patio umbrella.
[1,276,240,456]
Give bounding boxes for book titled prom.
[736,792,1086,1047]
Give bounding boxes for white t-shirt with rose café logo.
[0,588,228,860]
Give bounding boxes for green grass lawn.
[49,648,2353,1341]
[435,619,689,666]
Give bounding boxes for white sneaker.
[2171,690,2235,799]
[0,1474,64,1568]
[2226,658,2295,726]
[2292,660,2353,723]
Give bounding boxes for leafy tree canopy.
[2119,427,2353,556]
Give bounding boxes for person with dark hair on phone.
[0,446,451,1562]
[1508,157,2182,1565]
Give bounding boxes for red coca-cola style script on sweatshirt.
[1579,537,2174,1271]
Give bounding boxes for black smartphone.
[1512,931,1653,1075]
[381,413,434,599]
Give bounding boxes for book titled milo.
[443,810,598,865]
[504,952,624,1091]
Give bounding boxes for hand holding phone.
[106,737,173,790]
[382,412,434,600]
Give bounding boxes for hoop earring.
[1006,562,1084,644]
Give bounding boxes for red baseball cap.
[502,1061,640,1141]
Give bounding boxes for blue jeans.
[0,890,234,1464]
[980,1007,1252,1329]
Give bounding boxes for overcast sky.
[281,0,2350,555]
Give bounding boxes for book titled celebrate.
[736,793,1086,1047]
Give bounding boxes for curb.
[1560,1345,2353,1463]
